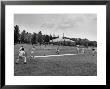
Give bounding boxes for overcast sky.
[14,14,97,41]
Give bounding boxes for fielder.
[92,47,96,56]
[56,47,60,54]
[81,48,85,54]
[16,46,26,64]
[76,45,80,54]
[30,45,36,59]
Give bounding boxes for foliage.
[14,25,97,47]
[14,25,20,44]
[31,33,37,45]
[20,30,26,43]
[37,31,43,45]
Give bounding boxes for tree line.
[14,25,57,45]
[14,25,97,47]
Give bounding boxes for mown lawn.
[14,44,97,76]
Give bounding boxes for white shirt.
[19,50,25,56]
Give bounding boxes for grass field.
[14,44,97,76]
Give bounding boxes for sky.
[14,14,97,41]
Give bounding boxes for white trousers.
[16,55,26,63]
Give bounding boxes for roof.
[50,37,75,42]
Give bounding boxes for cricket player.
[30,45,36,59]
[56,47,60,54]
[19,46,23,51]
[81,48,85,54]
[76,45,80,54]
[92,47,96,56]
[16,46,26,64]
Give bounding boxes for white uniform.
[56,47,60,54]
[31,47,35,54]
[30,47,35,59]
[16,47,26,63]
[77,47,79,54]
[81,48,85,54]
[19,50,25,57]
[92,48,96,54]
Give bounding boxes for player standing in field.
[56,46,60,54]
[92,47,96,56]
[76,45,80,54]
[16,46,27,64]
[30,45,36,59]
[81,48,85,54]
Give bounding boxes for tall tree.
[26,32,32,44]
[49,34,52,40]
[38,31,43,45]
[44,35,50,43]
[14,25,20,44]
[20,30,26,43]
[31,32,37,45]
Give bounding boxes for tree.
[31,32,37,45]
[14,25,20,44]
[49,34,52,40]
[44,35,50,43]
[26,32,32,44]
[20,30,26,43]
[38,31,43,45]
[24,32,32,44]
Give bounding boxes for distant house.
[50,37,74,42]
[50,37,75,46]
